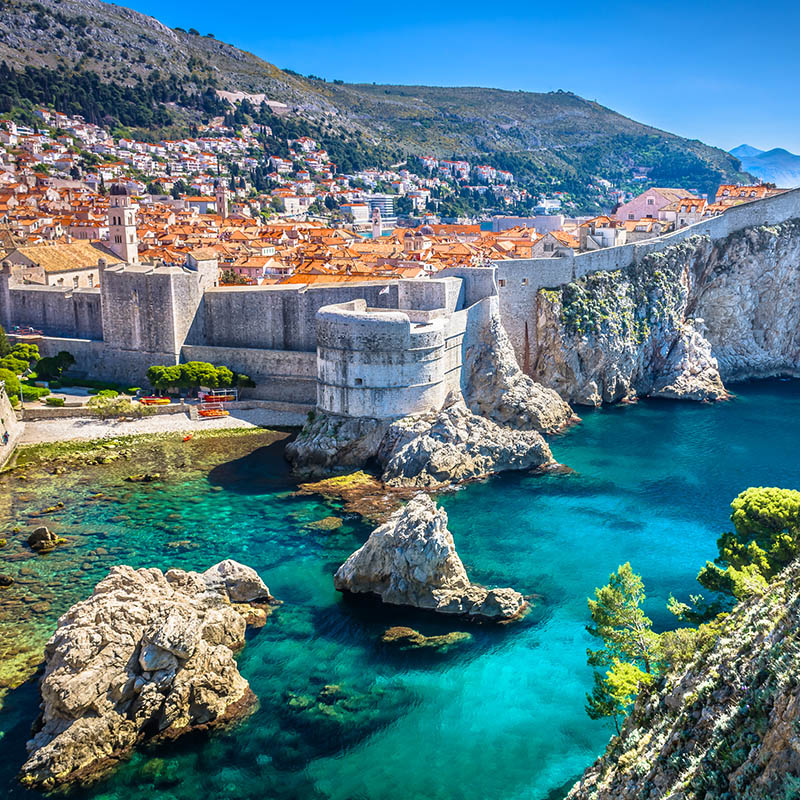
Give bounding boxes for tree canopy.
[146,361,249,392]
[698,487,800,599]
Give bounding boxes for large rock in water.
[567,558,800,800]
[334,493,526,620]
[287,403,555,487]
[19,560,275,791]
[377,402,554,487]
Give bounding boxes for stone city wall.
[496,185,800,370]
[0,382,23,469]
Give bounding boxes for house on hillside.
[614,187,698,221]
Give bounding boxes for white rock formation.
[334,493,526,620]
[464,313,576,432]
[531,222,800,405]
[19,560,275,791]
[377,402,554,487]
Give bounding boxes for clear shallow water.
[2,380,800,800]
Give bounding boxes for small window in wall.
[354,378,363,386]
[498,279,506,287]
[646,197,655,205]
[73,276,79,288]
[521,278,528,286]
[628,213,635,220]
[88,274,94,287]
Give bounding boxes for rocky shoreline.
[531,222,800,406]
[19,560,277,791]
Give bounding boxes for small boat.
[200,394,235,402]
[140,397,171,406]
[183,435,193,442]
[198,408,229,418]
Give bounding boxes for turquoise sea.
[2,379,800,800]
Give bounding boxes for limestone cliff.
[334,493,526,620]
[463,312,576,432]
[568,558,800,800]
[20,560,276,791]
[531,221,800,405]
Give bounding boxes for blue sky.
[126,0,799,154]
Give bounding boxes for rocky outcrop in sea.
[334,493,526,620]
[19,560,276,791]
[531,221,800,405]
[568,558,800,800]
[287,402,555,487]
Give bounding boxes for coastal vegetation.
[585,486,800,738]
[146,361,253,393]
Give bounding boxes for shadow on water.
[1,680,44,800]
[207,432,297,495]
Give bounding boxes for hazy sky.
[125,0,799,154]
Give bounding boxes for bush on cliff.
[11,343,40,365]
[698,487,800,599]
[0,355,30,375]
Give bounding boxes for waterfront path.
[19,407,306,445]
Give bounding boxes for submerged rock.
[19,560,276,791]
[27,526,64,554]
[381,626,472,650]
[0,574,13,588]
[334,493,526,620]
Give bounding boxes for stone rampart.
[496,186,800,370]
[0,381,23,469]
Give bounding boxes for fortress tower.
[107,185,140,264]
[371,206,382,239]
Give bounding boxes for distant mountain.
[0,0,753,206]
[730,144,800,187]
[730,144,765,160]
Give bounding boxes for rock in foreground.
[334,493,526,620]
[20,560,276,791]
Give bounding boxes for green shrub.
[45,396,65,407]
[36,351,75,381]
[0,356,30,374]
[95,389,119,398]
[125,387,141,395]
[0,368,20,398]
[21,385,50,402]
[87,395,154,420]
[11,343,40,363]
[48,380,61,389]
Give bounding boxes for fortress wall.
[438,266,497,308]
[6,286,102,339]
[181,344,317,403]
[18,336,177,386]
[496,186,800,371]
[100,266,191,356]
[315,300,448,419]
[0,381,23,469]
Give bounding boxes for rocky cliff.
[20,560,276,791]
[286,402,556,486]
[334,493,526,620]
[531,221,800,405]
[568,558,800,800]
